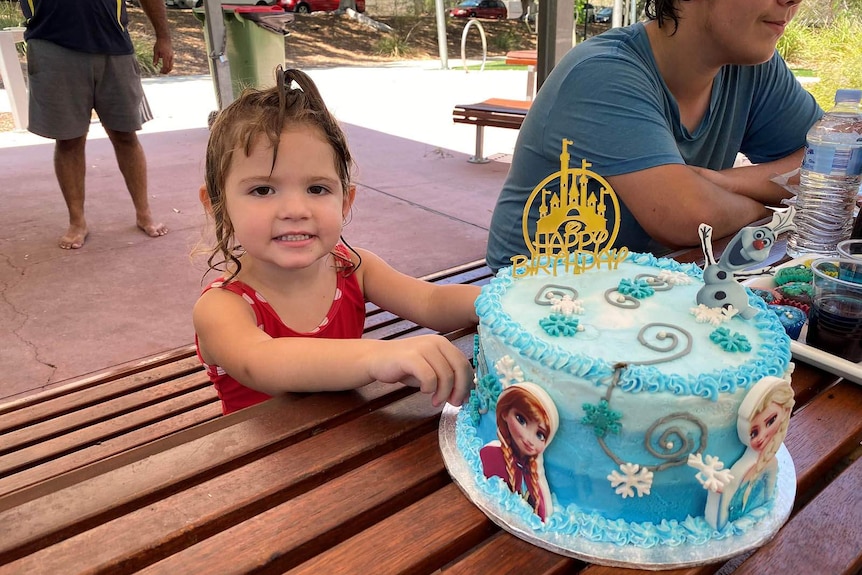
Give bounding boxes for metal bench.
[453,98,532,163]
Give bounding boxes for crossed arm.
[608,148,803,249]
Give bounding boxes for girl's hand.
[369,335,474,407]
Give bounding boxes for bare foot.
[59,224,88,249]
[137,217,168,238]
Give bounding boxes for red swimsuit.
[195,247,366,414]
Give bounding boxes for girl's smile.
[224,124,352,274]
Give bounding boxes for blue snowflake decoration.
[539,313,580,337]
[473,373,502,414]
[709,327,752,353]
[617,278,655,299]
[582,399,623,438]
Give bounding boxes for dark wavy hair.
[202,68,355,284]
[644,0,685,33]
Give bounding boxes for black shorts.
[27,38,151,140]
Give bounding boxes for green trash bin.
[194,5,292,97]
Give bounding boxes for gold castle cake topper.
[511,139,627,277]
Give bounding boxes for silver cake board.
[439,404,796,571]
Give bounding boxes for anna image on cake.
[706,376,795,530]
[479,382,559,522]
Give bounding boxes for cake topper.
[511,140,626,277]
[696,207,796,319]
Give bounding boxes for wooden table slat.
[139,431,450,574]
[439,530,581,575]
[285,483,497,575]
[0,354,204,432]
[0,370,213,457]
[783,380,862,499]
[0,398,224,499]
[732,454,862,575]
[0,389,437,569]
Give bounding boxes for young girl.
[479,383,559,521]
[194,68,480,415]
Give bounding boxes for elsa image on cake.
[479,382,559,521]
[706,376,795,530]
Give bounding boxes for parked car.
[593,6,612,23]
[280,0,365,12]
[448,0,507,20]
[171,0,283,8]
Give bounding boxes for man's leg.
[105,127,167,238]
[54,135,89,249]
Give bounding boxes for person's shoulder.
[567,22,650,63]
[193,280,257,330]
[556,22,657,84]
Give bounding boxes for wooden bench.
[0,259,494,500]
[452,98,532,164]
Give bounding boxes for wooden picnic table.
[505,49,538,67]
[1,243,861,574]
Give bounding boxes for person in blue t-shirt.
[19,0,173,249]
[486,0,822,272]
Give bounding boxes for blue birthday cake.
[448,144,798,565]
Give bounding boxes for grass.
[461,60,529,71]
[778,9,862,109]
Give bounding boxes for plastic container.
[786,89,862,257]
[194,5,290,98]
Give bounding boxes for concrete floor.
[0,63,529,402]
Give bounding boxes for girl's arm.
[193,287,473,406]
[355,248,481,332]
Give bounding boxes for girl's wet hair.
[202,67,354,283]
[644,0,684,33]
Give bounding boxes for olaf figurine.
[696,207,796,319]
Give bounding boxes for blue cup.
[836,240,862,283]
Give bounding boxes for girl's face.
[224,124,351,273]
[504,407,549,458]
[749,400,786,452]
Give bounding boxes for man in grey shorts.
[19,0,174,249]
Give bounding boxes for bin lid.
[234,10,294,34]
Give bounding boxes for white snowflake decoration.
[607,462,654,498]
[494,355,524,386]
[550,294,585,316]
[656,270,693,286]
[687,453,734,493]
[690,304,739,326]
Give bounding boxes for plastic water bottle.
[786,89,862,257]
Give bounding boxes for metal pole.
[434,0,449,69]
[612,0,623,28]
[536,0,573,91]
[202,0,234,111]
